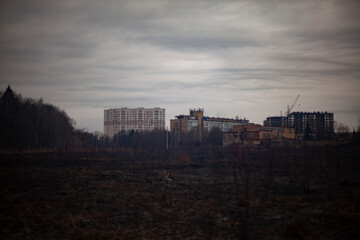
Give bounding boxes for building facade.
[104,107,165,138]
[287,112,334,140]
[223,124,295,146]
[263,116,288,128]
[264,112,334,140]
[170,108,249,143]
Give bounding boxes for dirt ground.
[0,143,359,240]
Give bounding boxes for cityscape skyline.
[1,0,359,132]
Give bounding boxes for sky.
[1,0,360,132]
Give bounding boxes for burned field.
[0,143,359,240]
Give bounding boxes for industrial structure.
[286,95,300,115]
[223,124,295,146]
[264,112,334,140]
[104,107,165,138]
[170,108,249,143]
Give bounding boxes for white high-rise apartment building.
[104,107,165,138]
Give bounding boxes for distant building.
[170,108,249,143]
[93,131,104,139]
[264,111,334,140]
[223,124,295,146]
[104,107,165,138]
[263,116,288,128]
[288,112,334,140]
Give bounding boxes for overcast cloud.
[1,0,359,131]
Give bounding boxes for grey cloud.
[66,85,152,93]
[137,35,257,51]
[1,0,360,131]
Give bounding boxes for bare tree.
[334,121,350,134]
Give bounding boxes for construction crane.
[286,95,300,115]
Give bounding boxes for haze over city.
[1,0,359,132]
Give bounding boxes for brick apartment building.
[170,108,249,143]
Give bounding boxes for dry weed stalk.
[158,169,173,182]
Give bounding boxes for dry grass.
[0,144,359,239]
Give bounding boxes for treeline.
[169,127,223,147]
[104,130,168,150]
[96,128,222,151]
[0,86,94,150]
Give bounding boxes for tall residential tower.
[104,107,165,138]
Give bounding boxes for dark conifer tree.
[304,123,313,140]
